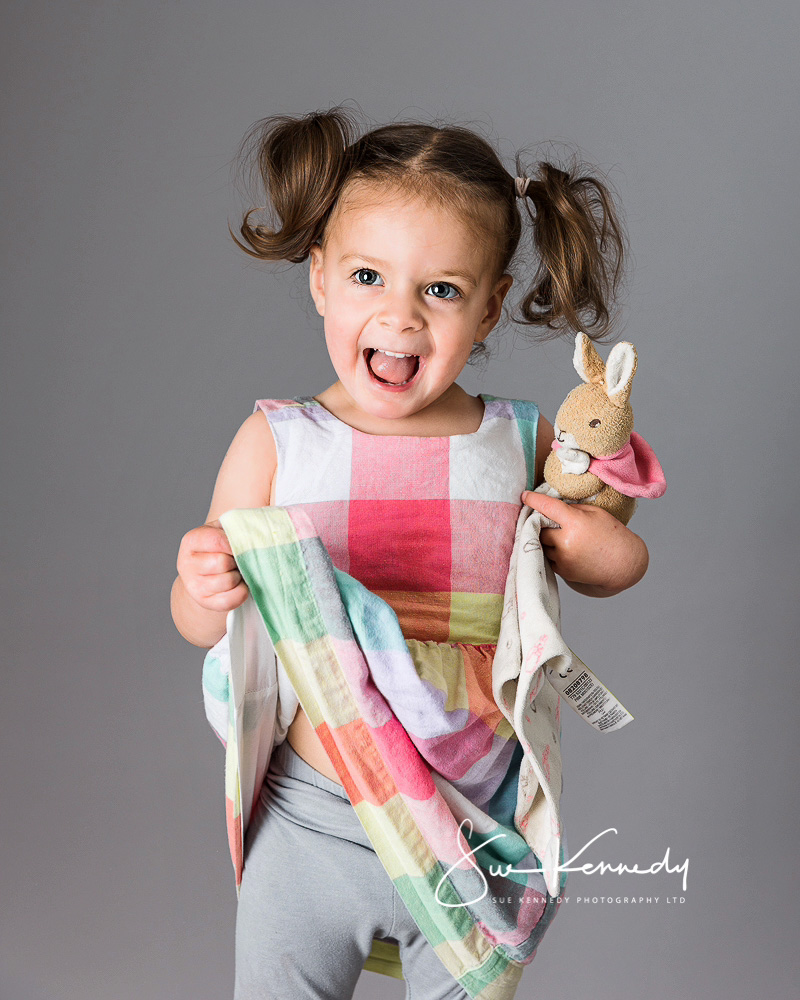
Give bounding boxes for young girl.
[171,107,649,1000]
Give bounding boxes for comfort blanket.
[202,505,632,998]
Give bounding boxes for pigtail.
[514,159,627,340]
[230,107,358,263]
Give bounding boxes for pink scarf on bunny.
[552,432,666,498]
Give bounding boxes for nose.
[376,286,424,334]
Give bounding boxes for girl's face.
[309,183,512,424]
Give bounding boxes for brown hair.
[230,105,628,347]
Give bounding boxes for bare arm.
[171,411,277,647]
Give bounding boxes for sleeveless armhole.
[508,399,539,492]
[253,398,299,502]
[482,395,539,492]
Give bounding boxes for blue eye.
[427,282,460,300]
[352,268,384,286]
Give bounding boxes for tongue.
[368,351,417,384]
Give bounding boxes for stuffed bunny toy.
[535,332,666,526]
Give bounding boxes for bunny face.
[554,382,633,457]
[551,332,638,459]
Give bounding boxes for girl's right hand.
[176,519,250,612]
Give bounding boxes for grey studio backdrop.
[2,2,798,998]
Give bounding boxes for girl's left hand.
[520,491,649,596]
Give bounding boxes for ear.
[605,342,638,407]
[309,244,325,317]
[475,273,513,343]
[574,331,606,385]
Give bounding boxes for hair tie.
[515,175,531,198]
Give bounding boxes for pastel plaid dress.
[258,392,539,803]
[219,394,566,1000]
[204,386,650,994]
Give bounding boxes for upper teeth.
[372,349,416,358]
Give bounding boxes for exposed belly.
[286,706,343,785]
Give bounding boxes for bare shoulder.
[205,410,277,522]
[534,411,555,489]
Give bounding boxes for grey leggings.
[234,738,471,1000]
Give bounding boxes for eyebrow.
[338,253,479,289]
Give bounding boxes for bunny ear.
[605,342,638,407]
[573,332,605,385]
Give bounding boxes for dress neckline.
[302,392,492,440]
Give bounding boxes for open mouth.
[364,348,422,387]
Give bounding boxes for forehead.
[324,180,496,270]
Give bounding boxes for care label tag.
[546,655,634,732]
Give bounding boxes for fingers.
[520,490,570,527]
[521,491,570,572]
[198,522,234,554]
[190,568,243,597]
[177,524,233,566]
[191,576,249,612]
[540,541,558,567]
[189,549,238,576]
[176,521,248,610]
[181,565,247,610]
[521,491,568,545]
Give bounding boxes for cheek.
[443,323,478,364]
[324,317,360,367]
